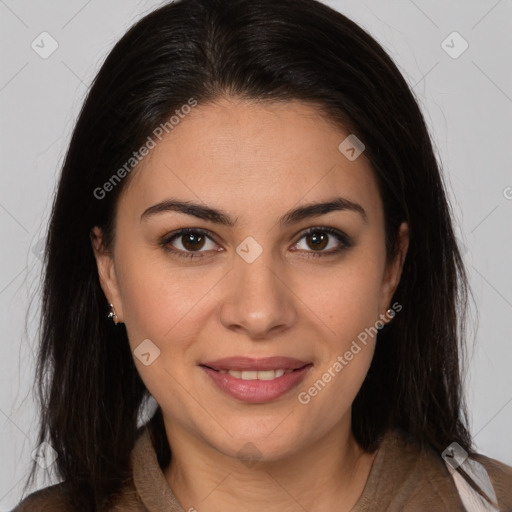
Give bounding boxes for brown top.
[12,427,512,511]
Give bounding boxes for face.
[92,98,408,463]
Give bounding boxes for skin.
[91,97,409,512]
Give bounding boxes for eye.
[161,228,221,259]
[291,227,352,257]
[161,226,352,260]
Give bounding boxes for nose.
[218,250,298,340]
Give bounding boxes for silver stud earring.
[108,303,119,325]
[377,308,395,330]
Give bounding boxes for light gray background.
[1,0,511,508]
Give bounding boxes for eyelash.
[160,227,352,260]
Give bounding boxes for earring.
[377,308,395,330]
[108,303,119,325]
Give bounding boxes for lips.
[200,356,310,372]
[199,356,313,403]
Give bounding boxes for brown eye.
[163,228,219,258]
[181,232,206,251]
[292,227,352,256]
[305,231,329,251]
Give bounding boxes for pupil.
[309,231,327,250]
[183,233,204,251]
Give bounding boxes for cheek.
[292,252,383,401]
[115,254,207,417]
[114,245,211,348]
[295,254,384,338]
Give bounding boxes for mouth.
[199,357,313,403]
[200,356,312,376]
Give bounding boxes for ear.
[379,221,409,316]
[90,226,124,322]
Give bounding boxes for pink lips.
[200,356,312,403]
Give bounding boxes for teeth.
[219,368,294,380]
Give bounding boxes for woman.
[13,0,512,510]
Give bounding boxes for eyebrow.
[140,196,367,226]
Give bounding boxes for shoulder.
[357,430,464,509]
[472,453,512,510]
[473,452,512,479]
[387,430,512,509]
[11,478,145,512]
[10,482,76,512]
[369,430,512,509]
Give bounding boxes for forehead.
[119,98,382,225]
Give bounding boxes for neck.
[162,418,377,512]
